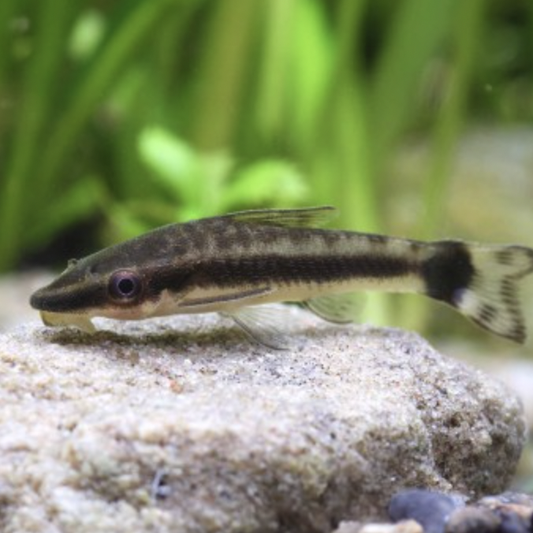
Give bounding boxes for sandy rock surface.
[0,312,526,533]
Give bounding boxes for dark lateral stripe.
[186,253,419,289]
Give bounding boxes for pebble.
[334,520,423,533]
[384,489,533,533]
[445,506,500,533]
[479,491,533,533]
[498,510,530,533]
[388,489,464,533]
[358,520,424,533]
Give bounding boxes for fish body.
[30,207,533,346]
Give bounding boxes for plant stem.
[0,0,18,91]
[403,0,485,333]
[35,0,181,207]
[188,0,257,151]
[254,0,296,143]
[0,0,76,270]
[369,0,456,181]
[420,0,485,239]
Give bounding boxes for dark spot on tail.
[422,242,475,306]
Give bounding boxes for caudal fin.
[424,242,533,343]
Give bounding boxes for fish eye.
[108,270,142,301]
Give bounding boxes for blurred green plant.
[1,0,532,332]
[137,126,308,224]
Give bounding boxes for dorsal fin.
[224,206,337,229]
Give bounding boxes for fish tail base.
[424,242,533,343]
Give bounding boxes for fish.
[30,206,533,348]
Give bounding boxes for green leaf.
[370,0,457,167]
[138,126,200,203]
[289,0,332,147]
[222,159,309,208]
[104,204,153,244]
[69,9,106,60]
[36,0,187,204]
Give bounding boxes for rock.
[0,313,526,533]
[388,489,464,533]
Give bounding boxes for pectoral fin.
[180,286,273,308]
[223,305,291,350]
[303,293,363,324]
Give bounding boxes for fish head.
[30,246,165,324]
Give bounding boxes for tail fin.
[424,242,533,343]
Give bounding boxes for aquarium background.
[2,0,533,340]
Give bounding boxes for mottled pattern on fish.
[30,207,533,346]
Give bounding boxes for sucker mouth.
[39,310,96,333]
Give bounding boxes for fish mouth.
[30,286,59,312]
[39,310,96,333]
[30,287,77,313]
